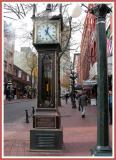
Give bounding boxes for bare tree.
[26,53,37,89]
[4,3,33,20]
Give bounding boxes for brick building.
[4,22,31,99]
[76,4,96,84]
[4,21,15,84]
[13,65,31,98]
[76,4,113,98]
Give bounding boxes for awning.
[83,79,97,86]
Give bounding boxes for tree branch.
[59,16,72,59]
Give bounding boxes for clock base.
[30,129,63,151]
[30,110,63,150]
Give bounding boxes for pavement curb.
[4,98,36,104]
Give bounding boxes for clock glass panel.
[37,23,57,43]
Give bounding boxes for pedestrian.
[77,94,81,111]
[108,90,112,125]
[70,91,73,103]
[70,91,75,107]
[79,91,88,118]
[65,93,69,104]
[6,86,11,101]
[13,87,16,99]
[6,86,9,100]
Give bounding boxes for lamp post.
[70,69,77,108]
[89,4,112,156]
[71,3,112,156]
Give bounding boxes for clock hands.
[45,27,55,41]
[47,33,55,41]
[45,27,49,35]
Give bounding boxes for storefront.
[83,79,97,105]
[4,65,31,100]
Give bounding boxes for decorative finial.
[46,4,52,12]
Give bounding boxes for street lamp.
[70,69,77,108]
[67,5,81,109]
[71,3,112,156]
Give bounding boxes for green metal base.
[91,146,112,156]
[30,129,63,151]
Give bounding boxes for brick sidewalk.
[3,99,112,157]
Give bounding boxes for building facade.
[76,4,113,98]
[77,4,96,84]
[13,65,31,98]
[14,47,32,75]
[14,47,38,88]
[4,21,15,84]
[4,23,32,99]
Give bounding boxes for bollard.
[25,109,29,123]
[32,107,35,116]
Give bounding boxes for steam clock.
[30,4,63,150]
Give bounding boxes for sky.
[3,2,87,59]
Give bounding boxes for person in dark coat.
[108,90,112,125]
[65,93,69,104]
[79,91,88,118]
[77,94,81,111]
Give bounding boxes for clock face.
[37,23,57,43]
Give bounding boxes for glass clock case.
[37,51,58,109]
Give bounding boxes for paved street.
[4,99,37,123]
[3,98,112,157]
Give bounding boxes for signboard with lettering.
[35,116,56,128]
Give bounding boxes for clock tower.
[30,4,63,151]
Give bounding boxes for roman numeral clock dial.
[37,23,57,43]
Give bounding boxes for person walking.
[80,91,88,118]
[65,92,69,104]
[108,90,112,125]
[77,94,81,111]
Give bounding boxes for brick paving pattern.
[4,99,112,157]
